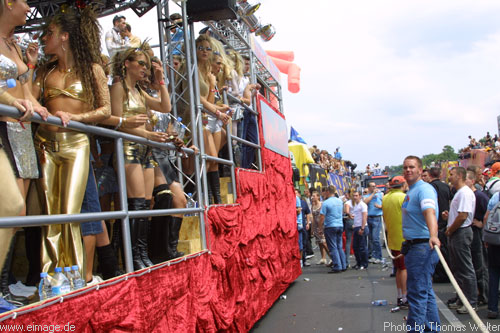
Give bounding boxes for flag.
[290,126,307,144]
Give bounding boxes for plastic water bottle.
[0,54,18,80]
[38,272,52,300]
[186,193,196,216]
[372,300,388,306]
[64,266,74,291]
[51,267,71,296]
[71,265,85,290]
[0,79,16,95]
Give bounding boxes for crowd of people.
[459,131,500,161]
[296,155,500,327]
[308,145,355,176]
[0,4,261,305]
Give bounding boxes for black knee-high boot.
[111,221,124,264]
[168,217,185,259]
[96,244,123,280]
[1,236,16,298]
[150,185,173,261]
[138,199,154,267]
[207,171,221,204]
[128,198,146,270]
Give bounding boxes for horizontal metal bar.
[230,135,261,149]
[255,75,280,100]
[0,211,127,228]
[0,104,195,155]
[128,207,203,218]
[226,92,258,115]
[204,155,234,166]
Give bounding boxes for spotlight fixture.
[256,23,275,41]
[240,2,261,32]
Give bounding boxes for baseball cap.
[491,162,500,176]
[390,176,405,188]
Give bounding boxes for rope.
[380,216,401,260]
[434,245,489,333]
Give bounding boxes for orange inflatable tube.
[268,55,301,93]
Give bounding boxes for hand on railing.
[145,130,168,142]
[122,114,149,128]
[54,110,71,127]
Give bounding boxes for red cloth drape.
[0,99,301,332]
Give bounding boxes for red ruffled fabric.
[0,101,301,332]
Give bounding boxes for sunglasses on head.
[197,46,212,52]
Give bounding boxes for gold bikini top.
[122,88,147,118]
[42,66,89,104]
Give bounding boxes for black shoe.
[328,269,342,274]
[128,198,147,271]
[96,244,122,280]
[488,311,498,319]
[397,298,409,309]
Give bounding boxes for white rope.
[434,245,489,333]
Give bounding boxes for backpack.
[485,179,500,198]
[483,197,500,245]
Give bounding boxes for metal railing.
[0,104,203,273]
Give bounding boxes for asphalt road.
[251,247,499,333]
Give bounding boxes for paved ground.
[251,247,499,333]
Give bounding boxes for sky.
[98,0,500,170]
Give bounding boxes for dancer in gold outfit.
[111,46,170,270]
[32,6,110,273]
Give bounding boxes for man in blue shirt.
[363,182,384,263]
[401,156,441,332]
[320,185,346,273]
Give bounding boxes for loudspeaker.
[187,0,237,22]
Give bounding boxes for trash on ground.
[280,295,287,300]
[304,278,310,282]
[391,306,400,313]
[372,300,388,306]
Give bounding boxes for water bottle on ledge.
[51,267,71,296]
[38,272,52,300]
[64,267,74,291]
[72,265,85,290]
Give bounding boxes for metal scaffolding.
[1,0,280,276]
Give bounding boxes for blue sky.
[100,0,500,170]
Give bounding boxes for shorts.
[391,249,406,270]
[203,114,223,133]
[152,148,178,186]
[80,161,104,236]
[123,140,156,169]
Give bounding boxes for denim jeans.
[324,226,346,271]
[367,216,382,260]
[343,218,354,266]
[352,226,369,268]
[80,161,104,236]
[488,244,500,313]
[405,243,440,332]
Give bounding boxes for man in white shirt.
[444,166,478,314]
[105,15,129,58]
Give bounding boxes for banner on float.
[329,173,349,195]
[309,164,329,191]
[259,96,289,158]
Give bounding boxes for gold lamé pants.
[0,147,24,269]
[34,127,89,273]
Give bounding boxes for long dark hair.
[48,6,102,109]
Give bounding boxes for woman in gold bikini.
[32,6,110,273]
